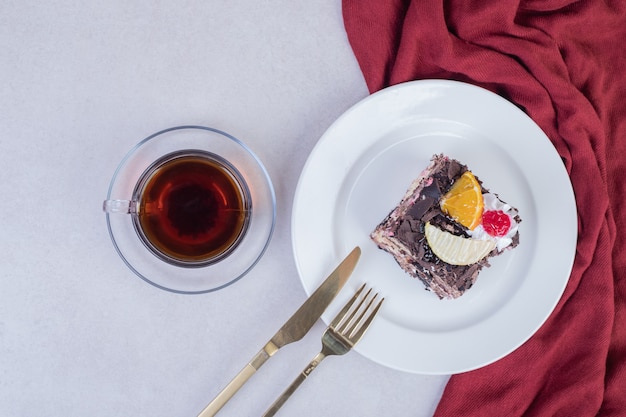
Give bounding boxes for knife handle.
[197,342,279,417]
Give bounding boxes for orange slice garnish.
[440,171,484,230]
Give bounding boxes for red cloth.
[342,1,626,415]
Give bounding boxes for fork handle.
[262,352,327,417]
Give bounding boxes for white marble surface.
[0,1,448,416]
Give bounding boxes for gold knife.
[197,246,361,417]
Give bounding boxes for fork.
[262,283,384,417]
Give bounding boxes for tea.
[133,151,250,266]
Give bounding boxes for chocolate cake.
[371,154,521,299]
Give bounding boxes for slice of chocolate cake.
[371,154,521,299]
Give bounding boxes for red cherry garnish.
[482,210,511,237]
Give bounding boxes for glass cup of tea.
[103,126,276,294]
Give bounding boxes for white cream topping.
[468,193,519,252]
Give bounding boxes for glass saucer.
[104,125,276,294]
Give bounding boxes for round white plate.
[292,80,577,374]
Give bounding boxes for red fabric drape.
[342,1,626,415]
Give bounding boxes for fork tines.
[332,283,384,344]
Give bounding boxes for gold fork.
[262,284,384,417]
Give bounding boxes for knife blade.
[197,246,361,417]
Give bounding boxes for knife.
[197,246,361,417]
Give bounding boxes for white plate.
[292,80,577,374]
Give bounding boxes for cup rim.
[131,149,253,268]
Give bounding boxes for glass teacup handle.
[103,199,138,214]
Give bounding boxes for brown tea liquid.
[134,151,250,266]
